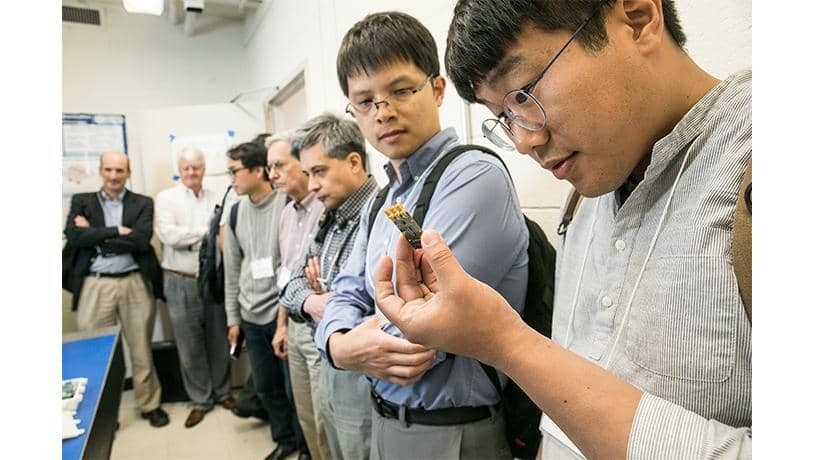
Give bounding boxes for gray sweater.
[223,190,286,326]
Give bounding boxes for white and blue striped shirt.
[544,70,752,459]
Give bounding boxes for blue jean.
[242,319,304,450]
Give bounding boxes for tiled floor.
[111,390,297,460]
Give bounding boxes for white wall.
[63,2,250,114]
[242,0,752,239]
[63,1,256,195]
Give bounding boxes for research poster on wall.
[62,113,128,197]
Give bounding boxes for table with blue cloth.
[62,326,125,460]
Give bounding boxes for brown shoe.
[219,396,237,410]
[184,409,207,428]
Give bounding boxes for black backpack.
[367,144,555,459]
[197,187,240,304]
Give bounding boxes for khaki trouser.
[288,319,331,460]
[77,272,162,412]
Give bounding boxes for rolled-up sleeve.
[314,208,375,359]
[628,392,752,459]
[280,251,316,322]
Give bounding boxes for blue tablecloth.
[62,332,118,460]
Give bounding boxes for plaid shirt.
[279,176,378,324]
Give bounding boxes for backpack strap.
[414,144,510,226]
[366,144,508,237]
[219,185,232,209]
[229,200,240,234]
[557,188,583,236]
[229,200,242,258]
[366,186,390,240]
[733,158,752,323]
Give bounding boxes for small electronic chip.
[383,202,423,248]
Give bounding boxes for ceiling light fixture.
[122,0,164,16]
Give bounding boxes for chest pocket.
[624,226,739,383]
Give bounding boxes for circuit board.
[383,202,423,248]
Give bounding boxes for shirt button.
[413,176,419,181]
[299,222,303,227]
[614,239,626,251]
[601,296,613,308]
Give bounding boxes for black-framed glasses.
[345,74,436,118]
[482,0,608,151]
[227,166,250,177]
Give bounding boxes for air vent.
[63,6,101,26]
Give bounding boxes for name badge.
[276,267,292,290]
[250,257,274,280]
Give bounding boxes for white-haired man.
[155,148,235,428]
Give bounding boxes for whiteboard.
[169,131,236,178]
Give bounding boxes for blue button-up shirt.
[315,127,529,409]
[89,189,139,274]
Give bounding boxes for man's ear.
[347,151,364,173]
[432,75,447,107]
[253,165,267,181]
[620,0,664,54]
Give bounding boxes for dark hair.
[291,113,368,172]
[226,141,269,181]
[251,132,272,146]
[337,11,440,96]
[445,0,687,103]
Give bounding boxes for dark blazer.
[63,189,164,310]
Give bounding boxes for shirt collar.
[293,191,319,212]
[335,176,378,224]
[99,188,126,202]
[383,127,458,186]
[646,71,747,181]
[181,183,205,199]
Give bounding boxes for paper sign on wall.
[169,131,236,176]
[62,113,127,197]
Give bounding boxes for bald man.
[64,152,169,427]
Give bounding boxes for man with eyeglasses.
[266,132,326,460]
[375,1,751,459]
[313,11,529,459]
[280,113,377,460]
[154,147,235,428]
[222,141,304,460]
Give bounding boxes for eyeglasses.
[265,160,285,175]
[345,74,436,118]
[482,1,607,151]
[227,166,250,177]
